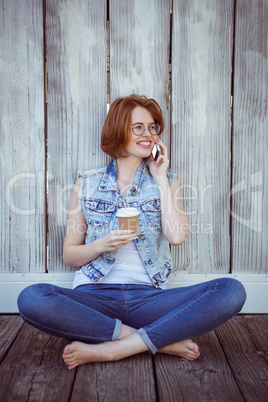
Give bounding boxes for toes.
[189,342,200,357]
[64,358,77,369]
[193,344,199,354]
[63,359,71,366]
[186,344,200,361]
[187,353,196,360]
[63,344,71,355]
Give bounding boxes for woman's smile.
[137,140,152,149]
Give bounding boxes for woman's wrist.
[94,237,105,255]
[153,172,169,188]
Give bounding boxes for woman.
[18,94,246,370]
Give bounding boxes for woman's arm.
[62,177,103,266]
[149,139,189,245]
[155,175,189,245]
[63,178,138,266]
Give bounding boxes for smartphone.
[152,144,161,161]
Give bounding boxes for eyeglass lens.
[132,124,160,135]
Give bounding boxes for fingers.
[113,229,136,235]
[156,137,168,158]
[105,230,138,251]
[154,148,169,168]
[111,229,138,239]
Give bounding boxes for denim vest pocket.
[84,198,116,228]
[140,198,161,229]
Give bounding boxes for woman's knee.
[17,283,53,319]
[218,277,246,314]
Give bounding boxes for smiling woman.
[100,95,164,159]
[17,94,246,370]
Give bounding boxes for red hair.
[101,94,164,158]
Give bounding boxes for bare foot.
[62,332,148,370]
[158,339,200,361]
[62,341,115,370]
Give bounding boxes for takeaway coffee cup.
[116,207,140,232]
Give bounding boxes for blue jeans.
[17,278,246,354]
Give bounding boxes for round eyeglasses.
[129,123,161,136]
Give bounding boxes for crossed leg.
[18,279,244,370]
[62,324,200,370]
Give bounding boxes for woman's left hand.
[149,137,169,178]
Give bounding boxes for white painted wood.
[0,273,74,313]
[0,0,45,273]
[109,0,170,150]
[1,273,266,313]
[46,0,107,272]
[171,0,234,274]
[231,0,268,273]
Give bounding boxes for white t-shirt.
[72,240,167,289]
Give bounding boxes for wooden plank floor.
[0,315,267,402]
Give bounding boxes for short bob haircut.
[101,94,164,158]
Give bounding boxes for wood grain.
[109,0,171,151]
[215,315,268,402]
[171,0,234,274]
[154,333,243,402]
[0,315,267,401]
[0,0,46,273]
[0,323,75,402]
[231,0,268,273]
[71,353,156,402]
[0,315,23,363]
[46,0,107,272]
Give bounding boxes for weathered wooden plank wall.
[46,0,107,272]
[231,0,267,273]
[0,0,46,273]
[0,0,267,280]
[171,0,234,274]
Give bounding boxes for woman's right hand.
[98,230,138,253]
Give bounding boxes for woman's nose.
[142,126,151,136]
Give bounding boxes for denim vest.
[78,158,176,288]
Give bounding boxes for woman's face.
[123,106,157,161]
